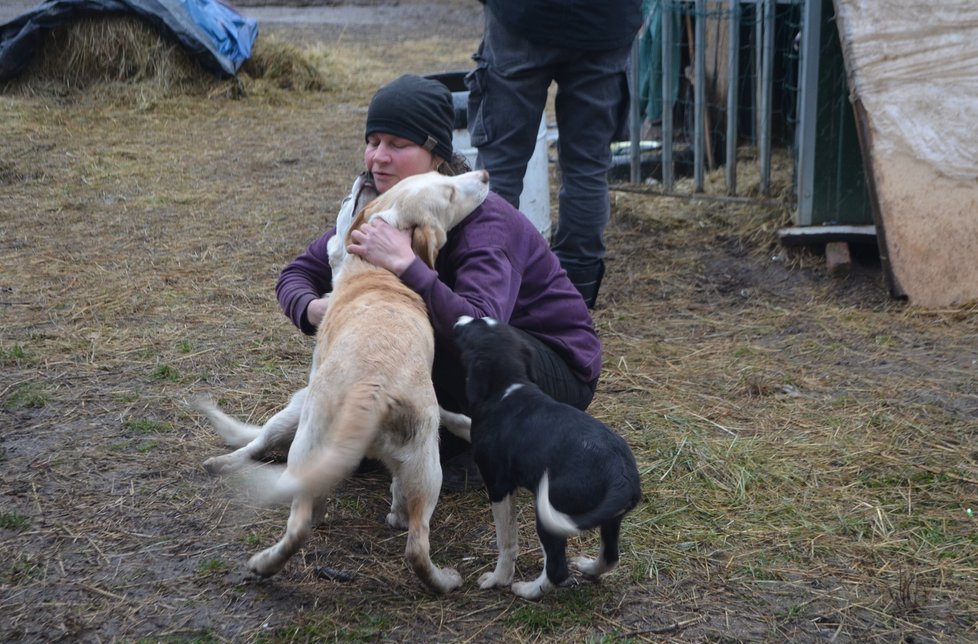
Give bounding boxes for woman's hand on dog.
[348,220,414,276]
[306,294,331,327]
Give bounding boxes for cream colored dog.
[196,170,487,592]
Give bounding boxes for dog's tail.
[192,395,263,448]
[535,472,581,536]
[535,468,641,538]
[260,381,388,504]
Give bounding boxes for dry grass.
[2,5,977,642]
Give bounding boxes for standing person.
[276,75,602,483]
[465,0,643,308]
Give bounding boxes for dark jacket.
[484,0,642,50]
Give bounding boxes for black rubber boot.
[564,260,605,309]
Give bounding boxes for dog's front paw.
[478,570,512,589]
[385,511,408,531]
[247,549,284,578]
[202,455,230,476]
[203,450,253,476]
[434,566,463,593]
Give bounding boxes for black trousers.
[433,327,597,416]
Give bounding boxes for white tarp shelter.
[834,0,978,307]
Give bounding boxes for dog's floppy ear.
[411,225,437,269]
[411,224,444,269]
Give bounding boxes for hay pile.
[3,15,207,95]
[241,37,331,92]
[1,14,329,100]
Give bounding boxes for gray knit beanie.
[365,74,455,162]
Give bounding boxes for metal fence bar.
[693,0,706,192]
[725,0,741,194]
[629,36,642,184]
[661,0,675,190]
[754,2,763,146]
[795,0,821,224]
[759,0,775,194]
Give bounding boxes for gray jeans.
[465,8,632,273]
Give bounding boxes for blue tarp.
[0,0,258,82]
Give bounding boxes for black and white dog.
[453,316,642,600]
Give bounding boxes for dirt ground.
[2,1,977,642]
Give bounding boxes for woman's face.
[364,133,441,193]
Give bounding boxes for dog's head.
[346,169,490,268]
[453,315,536,406]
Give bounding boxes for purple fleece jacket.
[275,191,601,383]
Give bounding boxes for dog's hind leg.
[387,407,445,531]
[200,388,307,475]
[571,518,622,579]
[399,446,462,593]
[387,475,409,531]
[248,493,316,577]
[512,525,568,600]
[478,494,518,589]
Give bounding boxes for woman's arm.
[400,243,520,343]
[276,231,334,335]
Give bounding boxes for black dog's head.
[453,316,535,407]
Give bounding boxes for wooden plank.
[777,224,876,246]
[832,0,978,307]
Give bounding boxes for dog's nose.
[477,170,489,183]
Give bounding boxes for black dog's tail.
[535,468,640,538]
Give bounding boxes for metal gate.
[620,0,872,231]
